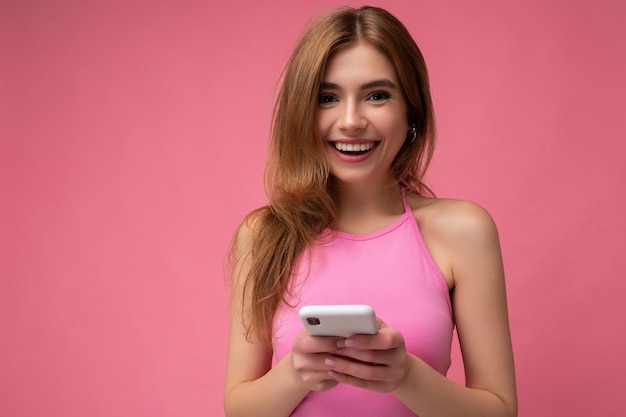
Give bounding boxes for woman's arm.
[399,200,517,416]
[325,200,517,417]
[223,220,342,417]
[224,319,310,417]
[224,220,306,417]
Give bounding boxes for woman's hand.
[291,329,344,392]
[323,319,411,393]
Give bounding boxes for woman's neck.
[333,179,405,234]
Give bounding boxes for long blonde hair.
[232,6,436,346]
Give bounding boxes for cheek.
[372,108,407,137]
[315,113,328,138]
[395,113,409,137]
[383,118,408,141]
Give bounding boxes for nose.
[337,100,366,132]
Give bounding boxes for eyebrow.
[320,79,398,91]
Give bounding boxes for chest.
[273,220,454,374]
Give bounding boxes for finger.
[328,370,395,393]
[294,330,345,354]
[325,355,388,381]
[300,369,340,385]
[293,352,336,373]
[376,317,387,330]
[296,366,341,392]
[310,378,340,392]
[342,326,403,351]
[331,348,386,366]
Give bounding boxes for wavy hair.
[231,6,436,346]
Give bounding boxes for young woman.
[224,6,517,417]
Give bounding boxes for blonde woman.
[224,6,517,417]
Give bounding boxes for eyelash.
[317,91,391,105]
[318,94,337,104]
[369,91,391,102]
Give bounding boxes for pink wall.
[1,0,624,416]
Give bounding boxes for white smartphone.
[299,304,378,337]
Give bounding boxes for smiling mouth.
[333,141,379,155]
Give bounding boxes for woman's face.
[316,40,409,187]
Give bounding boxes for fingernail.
[345,339,357,347]
[336,339,346,348]
[325,358,337,368]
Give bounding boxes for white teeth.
[334,142,375,152]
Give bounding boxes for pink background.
[1,0,625,416]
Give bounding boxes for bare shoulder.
[408,194,498,243]
[238,207,267,238]
[406,194,501,287]
[233,207,269,252]
[228,207,270,292]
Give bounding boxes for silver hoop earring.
[407,125,417,143]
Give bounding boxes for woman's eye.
[369,92,391,102]
[318,94,337,104]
